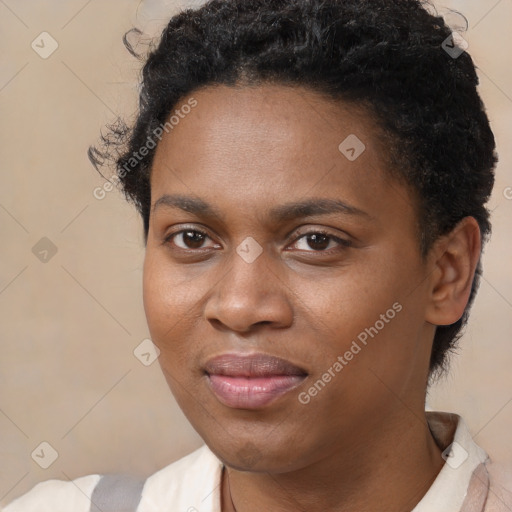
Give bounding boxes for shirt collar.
[412,411,489,512]
[141,411,489,512]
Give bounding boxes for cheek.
[142,252,190,357]
[142,254,210,422]
[301,272,397,343]
[143,247,196,320]
[300,259,421,375]
[142,249,216,383]
[142,252,169,334]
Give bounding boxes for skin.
[142,84,481,511]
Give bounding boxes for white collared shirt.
[3,411,511,512]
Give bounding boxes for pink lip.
[204,353,307,409]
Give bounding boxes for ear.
[425,217,482,326]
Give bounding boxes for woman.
[4,0,511,510]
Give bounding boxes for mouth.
[203,353,308,409]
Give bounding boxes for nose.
[204,247,294,333]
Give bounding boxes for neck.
[221,411,444,512]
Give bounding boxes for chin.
[203,431,310,473]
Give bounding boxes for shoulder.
[1,445,222,512]
[485,458,512,511]
[2,474,101,512]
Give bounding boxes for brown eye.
[291,230,352,252]
[304,233,330,250]
[179,230,207,249]
[165,228,216,250]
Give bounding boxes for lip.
[204,353,308,409]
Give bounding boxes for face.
[143,84,436,472]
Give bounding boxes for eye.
[163,226,352,254]
[290,230,352,253]
[164,227,218,250]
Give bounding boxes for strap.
[90,474,146,512]
[459,463,490,512]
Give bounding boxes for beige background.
[0,0,511,505]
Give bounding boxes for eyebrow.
[152,194,371,222]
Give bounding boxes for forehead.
[149,84,414,226]
[153,84,383,170]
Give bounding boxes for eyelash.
[162,225,352,254]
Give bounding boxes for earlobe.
[425,217,481,326]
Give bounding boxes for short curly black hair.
[89,0,497,379]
